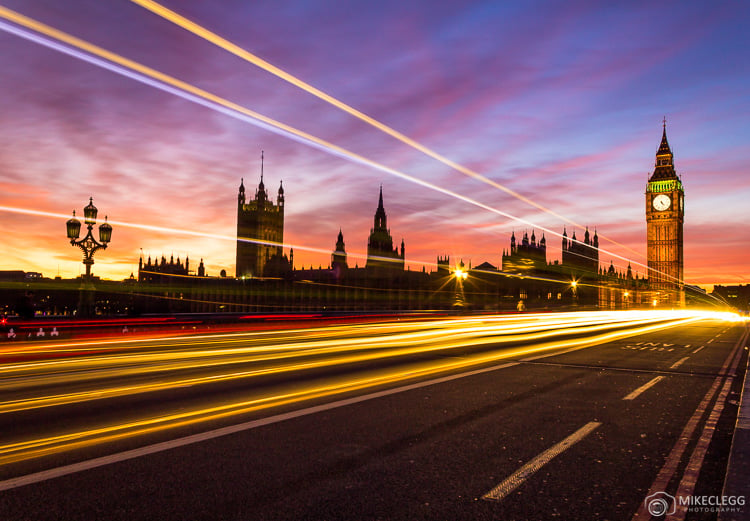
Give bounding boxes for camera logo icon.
[645,491,676,516]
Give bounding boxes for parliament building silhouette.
[130,125,690,314]
[1,125,701,317]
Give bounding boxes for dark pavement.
[0,316,746,520]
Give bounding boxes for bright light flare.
[131,0,646,260]
[0,310,742,465]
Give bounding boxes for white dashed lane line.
[670,357,689,369]
[482,422,602,502]
[623,376,665,401]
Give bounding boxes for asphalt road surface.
[0,311,747,520]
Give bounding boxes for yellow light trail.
[0,312,688,411]
[131,0,644,260]
[0,311,741,465]
[0,6,654,281]
[0,311,694,384]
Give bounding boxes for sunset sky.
[1,0,748,288]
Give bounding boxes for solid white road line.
[482,421,601,502]
[0,332,614,492]
[623,376,665,401]
[632,327,748,521]
[670,357,689,369]
[669,378,734,521]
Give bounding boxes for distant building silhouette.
[437,255,451,275]
[29,124,696,316]
[713,285,750,313]
[502,230,547,274]
[366,187,405,272]
[646,121,685,306]
[331,229,348,279]
[236,151,285,278]
[562,226,599,277]
[139,254,191,283]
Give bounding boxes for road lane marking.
[669,378,734,521]
[632,378,723,521]
[623,376,665,401]
[0,359,527,492]
[632,327,748,521]
[692,345,705,354]
[0,330,609,492]
[707,339,714,344]
[668,334,747,521]
[482,421,601,502]
[670,357,689,369]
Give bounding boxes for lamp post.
[66,197,112,316]
[452,261,468,310]
[570,279,579,307]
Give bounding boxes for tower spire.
[238,177,246,205]
[651,120,677,180]
[374,185,387,230]
[256,151,266,200]
[658,120,672,157]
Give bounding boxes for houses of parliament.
[2,125,702,316]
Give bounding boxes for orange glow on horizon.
[0,7,745,286]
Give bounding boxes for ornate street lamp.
[67,197,112,279]
[66,197,112,315]
[452,261,467,309]
[570,279,579,306]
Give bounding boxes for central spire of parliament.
[366,186,405,271]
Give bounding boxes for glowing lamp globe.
[99,217,112,244]
[83,197,98,225]
[66,211,81,240]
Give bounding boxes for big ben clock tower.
[646,120,685,307]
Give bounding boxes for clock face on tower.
[652,194,671,211]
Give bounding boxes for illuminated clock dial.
[652,194,671,211]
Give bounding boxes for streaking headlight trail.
[0,6,651,277]
[131,0,643,260]
[0,310,742,466]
